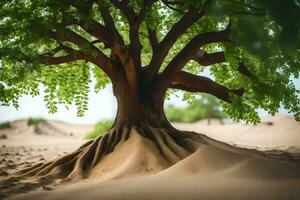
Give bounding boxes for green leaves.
[40,62,91,117]
[93,65,110,93]
[0,0,299,123]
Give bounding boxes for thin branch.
[110,0,136,22]
[170,71,244,103]
[228,11,265,16]
[37,54,83,65]
[42,44,64,57]
[91,39,103,45]
[61,13,131,77]
[50,29,113,77]
[192,51,226,66]
[61,13,113,49]
[64,0,94,14]
[192,51,255,79]
[53,29,100,54]
[128,9,146,68]
[147,9,204,78]
[147,27,159,51]
[125,0,157,68]
[161,0,185,13]
[99,6,125,45]
[8,49,79,66]
[237,62,255,77]
[13,44,113,77]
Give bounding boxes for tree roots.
[12,126,204,185]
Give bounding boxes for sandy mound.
[0,126,199,198]
[9,135,300,200]
[36,121,93,138]
[174,114,300,152]
[82,129,171,182]
[0,119,88,197]
[0,119,93,139]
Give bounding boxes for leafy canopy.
[0,0,300,122]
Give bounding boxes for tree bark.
[111,71,170,129]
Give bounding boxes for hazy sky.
[0,84,188,124]
[1,76,299,124]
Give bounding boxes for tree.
[165,94,226,123]
[1,0,300,183]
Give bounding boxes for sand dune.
[0,119,87,190]
[9,134,300,200]
[1,115,300,200]
[4,119,93,138]
[174,114,300,152]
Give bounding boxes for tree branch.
[50,29,113,77]
[123,0,157,68]
[158,24,231,90]
[237,62,255,77]
[62,13,133,79]
[128,9,146,68]
[64,0,94,14]
[99,6,125,46]
[161,0,185,13]
[61,13,114,50]
[110,0,136,22]
[107,0,156,89]
[37,54,81,65]
[53,29,101,55]
[170,71,244,103]
[192,50,255,78]
[147,27,159,51]
[192,52,256,78]
[147,9,204,78]
[192,51,226,66]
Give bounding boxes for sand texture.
[0,115,300,200]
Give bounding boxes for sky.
[0,84,187,124]
[1,75,299,124]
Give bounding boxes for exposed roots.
[2,125,300,198]
[4,126,204,193]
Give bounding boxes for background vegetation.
[0,121,11,129]
[27,118,45,127]
[85,119,114,139]
[165,94,226,123]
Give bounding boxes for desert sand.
[1,115,300,200]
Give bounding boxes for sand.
[173,114,300,152]
[0,120,90,174]
[1,115,300,200]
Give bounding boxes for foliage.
[0,121,11,129]
[165,94,226,123]
[85,119,113,139]
[0,0,299,122]
[27,117,45,126]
